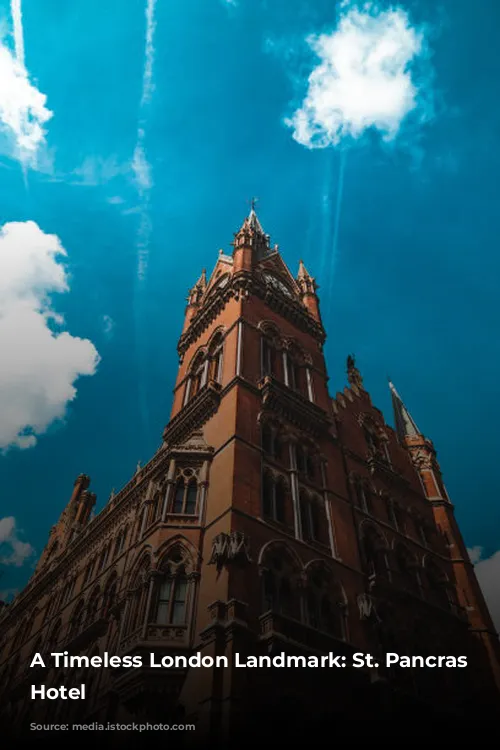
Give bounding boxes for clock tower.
[1,206,499,745]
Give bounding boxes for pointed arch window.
[395,546,420,594]
[208,333,224,384]
[261,336,277,377]
[295,445,316,481]
[426,562,452,610]
[102,577,118,618]
[306,568,346,640]
[284,350,301,393]
[154,548,191,627]
[261,551,300,619]
[261,424,286,464]
[87,587,101,624]
[262,473,286,524]
[361,527,388,579]
[171,477,198,515]
[299,492,320,542]
[185,351,207,405]
[156,576,188,626]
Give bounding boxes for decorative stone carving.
[208,531,252,569]
[357,593,379,622]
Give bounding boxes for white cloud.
[72,155,129,187]
[0,221,100,450]
[0,4,52,165]
[468,547,500,633]
[286,2,432,148]
[0,516,34,567]
[107,195,125,205]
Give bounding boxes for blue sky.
[0,0,499,621]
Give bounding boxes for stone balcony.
[258,376,332,438]
[163,380,222,446]
[64,614,108,652]
[120,623,190,654]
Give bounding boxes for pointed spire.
[389,381,421,441]
[197,268,207,288]
[233,200,271,266]
[347,354,363,390]
[297,259,311,281]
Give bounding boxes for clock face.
[263,272,292,297]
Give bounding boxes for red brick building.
[0,208,499,741]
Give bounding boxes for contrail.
[133,0,158,444]
[135,0,157,283]
[319,149,334,287]
[326,149,347,317]
[141,0,157,108]
[10,0,25,69]
[10,0,28,186]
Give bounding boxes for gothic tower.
[0,207,499,744]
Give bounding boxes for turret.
[297,260,321,323]
[389,381,446,500]
[182,269,207,334]
[232,202,271,273]
[346,354,364,391]
[34,474,95,574]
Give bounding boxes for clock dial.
[263,272,293,297]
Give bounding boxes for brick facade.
[0,209,499,741]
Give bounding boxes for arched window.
[395,545,420,594]
[361,526,388,579]
[284,348,302,392]
[353,477,372,513]
[153,547,192,627]
[262,472,286,524]
[83,558,95,586]
[172,477,198,515]
[306,566,346,639]
[261,425,286,464]
[102,576,118,618]
[295,445,316,481]
[150,490,162,524]
[260,547,300,620]
[87,586,101,623]
[191,352,207,397]
[261,336,277,377]
[156,576,188,626]
[425,561,452,610]
[299,492,319,542]
[208,333,224,383]
[128,558,151,634]
[98,544,109,572]
[184,351,207,405]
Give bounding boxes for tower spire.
[233,199,271,269]
[389,380,421,441]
